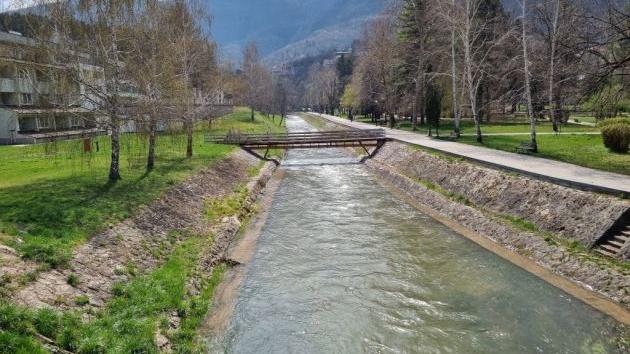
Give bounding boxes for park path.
[312,113,630,195]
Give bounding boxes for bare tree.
[44,0,137,181]
[519,0,537,151]
[455,0,512,142]
[167,0,213,158]
[449,0,462,137]
[355,14,401,128]
[242,42,266,121]
[129,0,179,170]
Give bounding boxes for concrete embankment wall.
[361,141,630,311]
[372,142,630,254]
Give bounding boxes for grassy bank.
[457,134,630,176]
[0,107,283,268]
[0,107,282,353]
[0,234,226,353]
[333,114,629,175]
[351,116,598,134]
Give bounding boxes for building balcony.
[0,78,14,92]
[0,78,49,94]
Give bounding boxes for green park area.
[350,116,630,176]
[0,107,284,268]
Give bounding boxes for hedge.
[601,123,630,153]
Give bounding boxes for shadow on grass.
[0,156,220,268]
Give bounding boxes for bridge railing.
[205,129,386,146]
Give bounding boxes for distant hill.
[208,0,387,64]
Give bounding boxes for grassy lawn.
[457,134,630,176]
[352,116,598,134]
[0,107,284,268]
[339,115,629,175]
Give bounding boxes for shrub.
[74,295,90,306]
[66,274,79,287]
[598,117,630,128]
[0,331,47,354]
[18,243,71,269]
[34,308,61,339]
[601,123,630,153]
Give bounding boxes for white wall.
[0,108,18,142]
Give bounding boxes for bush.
[17,243,71,269]
[66,274,79,287]
[34,308,61,339]
[601,123,630,153]
[598,117,630,128]
[74,295,90,306]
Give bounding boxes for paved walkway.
[312,113,630,195]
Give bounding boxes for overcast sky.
[0,0,54,12]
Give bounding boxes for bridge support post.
[360,139,387,163]
[242,147,280,166]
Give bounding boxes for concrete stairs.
[595,225,630,258]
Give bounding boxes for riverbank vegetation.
[301,0,629,171]
[457,134,630,176]
[0,108,283,269]
[0,230,226,353]
[0,108,282,352]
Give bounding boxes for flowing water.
[212,116,624,353]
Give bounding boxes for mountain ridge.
[208,0,386,64]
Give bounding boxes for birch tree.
[46,0,137,181]
[129,0,177,170]
[455,0,512,142]
[449,0,461,137]
[167,0,212,158]
[540,0,562,133]
[520,0,537,151]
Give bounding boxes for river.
[211,115,623,353]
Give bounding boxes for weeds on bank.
[413,173,630,274]
[205,185,251,223]
[416,178,472,206]
[299,113,334,130]
[0,236,227,353]
[489,211,630,274]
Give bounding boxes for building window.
[38,117,51,129]
[21,93,33,105]
[71,117,82,127]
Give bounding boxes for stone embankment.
[375,143,630,251]
[366,141,630,309]
[13,151,275,310]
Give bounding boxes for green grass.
[353,116,598,134]
[0,235,227,353]
[205,185,251,223]
[345,115,628,175]
[0,107,284,268]
[416,178,472,206]
[457,134,630,176]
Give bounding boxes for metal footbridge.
[205,129,389,165]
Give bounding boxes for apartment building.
[0,29,233,145]
[0,30,105,144]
